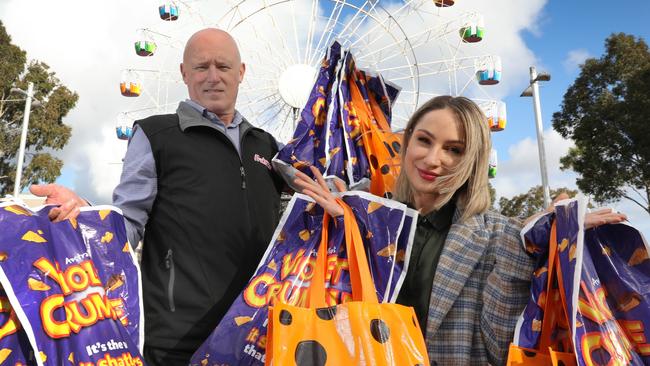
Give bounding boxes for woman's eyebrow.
[415,128,464,145]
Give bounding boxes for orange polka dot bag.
[266,199,429,366]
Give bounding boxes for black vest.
[136,105,282,354]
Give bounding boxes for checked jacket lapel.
[424,210,489,338]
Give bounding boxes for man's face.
[181,34,245,121]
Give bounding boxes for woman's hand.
[523,192,627,229]
[293,166,346,217]
[584,208,627,229]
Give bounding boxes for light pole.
[521,66,552,207]
[10,82,39,198]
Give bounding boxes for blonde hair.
[394,96,492,221]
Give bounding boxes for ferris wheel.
[117,0,506,144]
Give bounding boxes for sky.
[0,0,648,236]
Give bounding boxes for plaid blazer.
[424,209,535,366]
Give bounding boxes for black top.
[136,103,284,357]
[396,201,455,335]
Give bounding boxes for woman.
[295,95,626,365]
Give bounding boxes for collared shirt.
[112,100,245,247]
[183,99,244,154]
[396,200,456,335]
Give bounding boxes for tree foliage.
[552,33,650,215]
[498,186,578,219]
[0,21,77,195]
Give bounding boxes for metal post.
[14,82,34,198]
[529,67,551,207]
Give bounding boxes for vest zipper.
[164,249,176,312]
[240,166,247,189]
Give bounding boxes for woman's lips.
[417,168,438,181]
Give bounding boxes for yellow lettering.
[243,273,275,308]
[41,294,69,338]
[64,266,89,293]
[33,257,70,294]
[0,297,19,340]
[66,297,98,329]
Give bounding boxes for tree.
[0,21,77,195]
[498,186,578,219]
[488,182,496,209]
[552,33,650,215]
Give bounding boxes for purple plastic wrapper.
[190,192,417,366]
[514,198,650,364]
[514,212,554,350]
[338,50,370,188]
[274,42,342,184]
[274,42,400,192]
[0,286,35,365]
[323,54,346,181]
[366,73,400,122]
[0,203,145,366]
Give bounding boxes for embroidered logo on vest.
[254,154,272,170]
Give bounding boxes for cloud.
[493,128,650,237]
[563,48,591,72]
[1,0,548,204]
[492,127,576,199]
[604,191,650,239]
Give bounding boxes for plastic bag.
[0,202,145,366]
[190,192,416,365]
[266,199,428,365]
[509,198,650,365]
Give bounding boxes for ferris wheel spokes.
[308,0,346,66]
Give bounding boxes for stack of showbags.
[273,41,403,198]
[0,202,145,366]
[190,192,419,365]
[266,198,428,365]
[508,198,650,365]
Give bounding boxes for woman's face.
[404,107,466,199]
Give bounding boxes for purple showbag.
[323,54,346,181]
[0,203,145,366]
[0,286,35,365]
[366,73,400,123]
[513,212,555,350]
[273,42,342,184]
[515,198,650,365]
[190,192,416,366]
[340,191,416,302]
[555,200,650,365]
[339,50,370,187]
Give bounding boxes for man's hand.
[29,184,89,222]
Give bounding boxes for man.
[31,28,284,365]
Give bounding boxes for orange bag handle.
[307,198,378,308]
[339,198,378,303]
[539,222,559,349]
[306,209,330,308]
[539,221,573,353]
[552,222,575,353]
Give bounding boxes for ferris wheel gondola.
[159,3,180,21]
[118,0,508,142]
